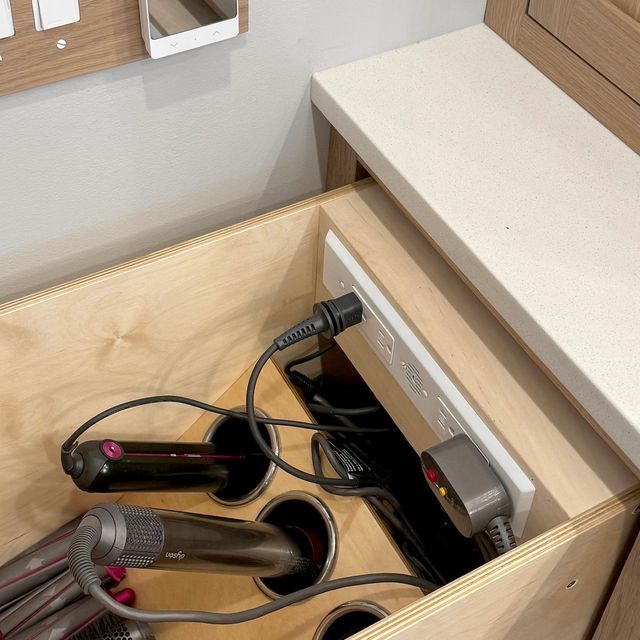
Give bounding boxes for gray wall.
[0,1,486,302]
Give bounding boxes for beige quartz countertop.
[312,24,640,470]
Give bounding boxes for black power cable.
[85,573,436,625]
[306,403,381,416]
[310,432,445,586]
[283,342,447,584]
[61,296,382,469]
[245,294,373,487]
[61,395,389,459]
[283,341,337,375]
[474,533,498,563]
[247,344,360,486]
[284,342,381,418]
[285,336,495,575]
[63,293,441,626]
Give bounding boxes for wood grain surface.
[529,0,640,103]
[350,488,640,640]
[485,0,640,155]
[592,528,640,639]
[326,126,369,191]
[0,0,248,97]
[611,0,640,19]
[0,184,364,564]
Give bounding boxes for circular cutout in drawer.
[254,491,337,599]
[203,406,279,506]
[314,601,389,640]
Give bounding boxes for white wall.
[0,1,486,303]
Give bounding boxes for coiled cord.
[68,524,102,593]
[485,516,517,555]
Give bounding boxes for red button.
[426,469,438,483]
[101,440,124,460]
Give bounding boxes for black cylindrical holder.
[203,407,279,506]
[254,492,337,599]
[313,602,389,640]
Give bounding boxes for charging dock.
[313,602,388,640]
[203,407,279,506]
[254,492,337,599]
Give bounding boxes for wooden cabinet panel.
[351,490,640,640]
[592,530,640,639]
[1,178,639,639]
[0,185,339,563]
[486,0,640,156]
[529,0,640,103]
[611,0,640,18]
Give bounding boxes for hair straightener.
[60,294,373,495]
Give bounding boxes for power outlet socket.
[323,231,534,537]
[355,286,395,364]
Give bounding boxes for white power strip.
[323,230,534,537]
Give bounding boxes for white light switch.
[0,0,14,39]
[32,0,80,31]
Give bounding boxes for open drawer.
[1,180,638,640]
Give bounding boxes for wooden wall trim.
[325,126,369,191]
[485,0,640,155]
[0,0,248,97]
[485,0,527,44]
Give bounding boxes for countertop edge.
[311,71,640,473]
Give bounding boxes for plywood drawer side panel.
[0,185,361,563]
[351,488,640,640]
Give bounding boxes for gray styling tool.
[0,567,126,638]
[0,518,82,607]
[9,589,135,640]
[70,614,154,640]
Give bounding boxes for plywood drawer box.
[1,180,638,640]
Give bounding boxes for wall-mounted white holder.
[0,0,14,39]
[32,0,80,31]
[139,0,239,59]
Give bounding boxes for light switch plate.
[32,0,80,31]
[0,0,14,39]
